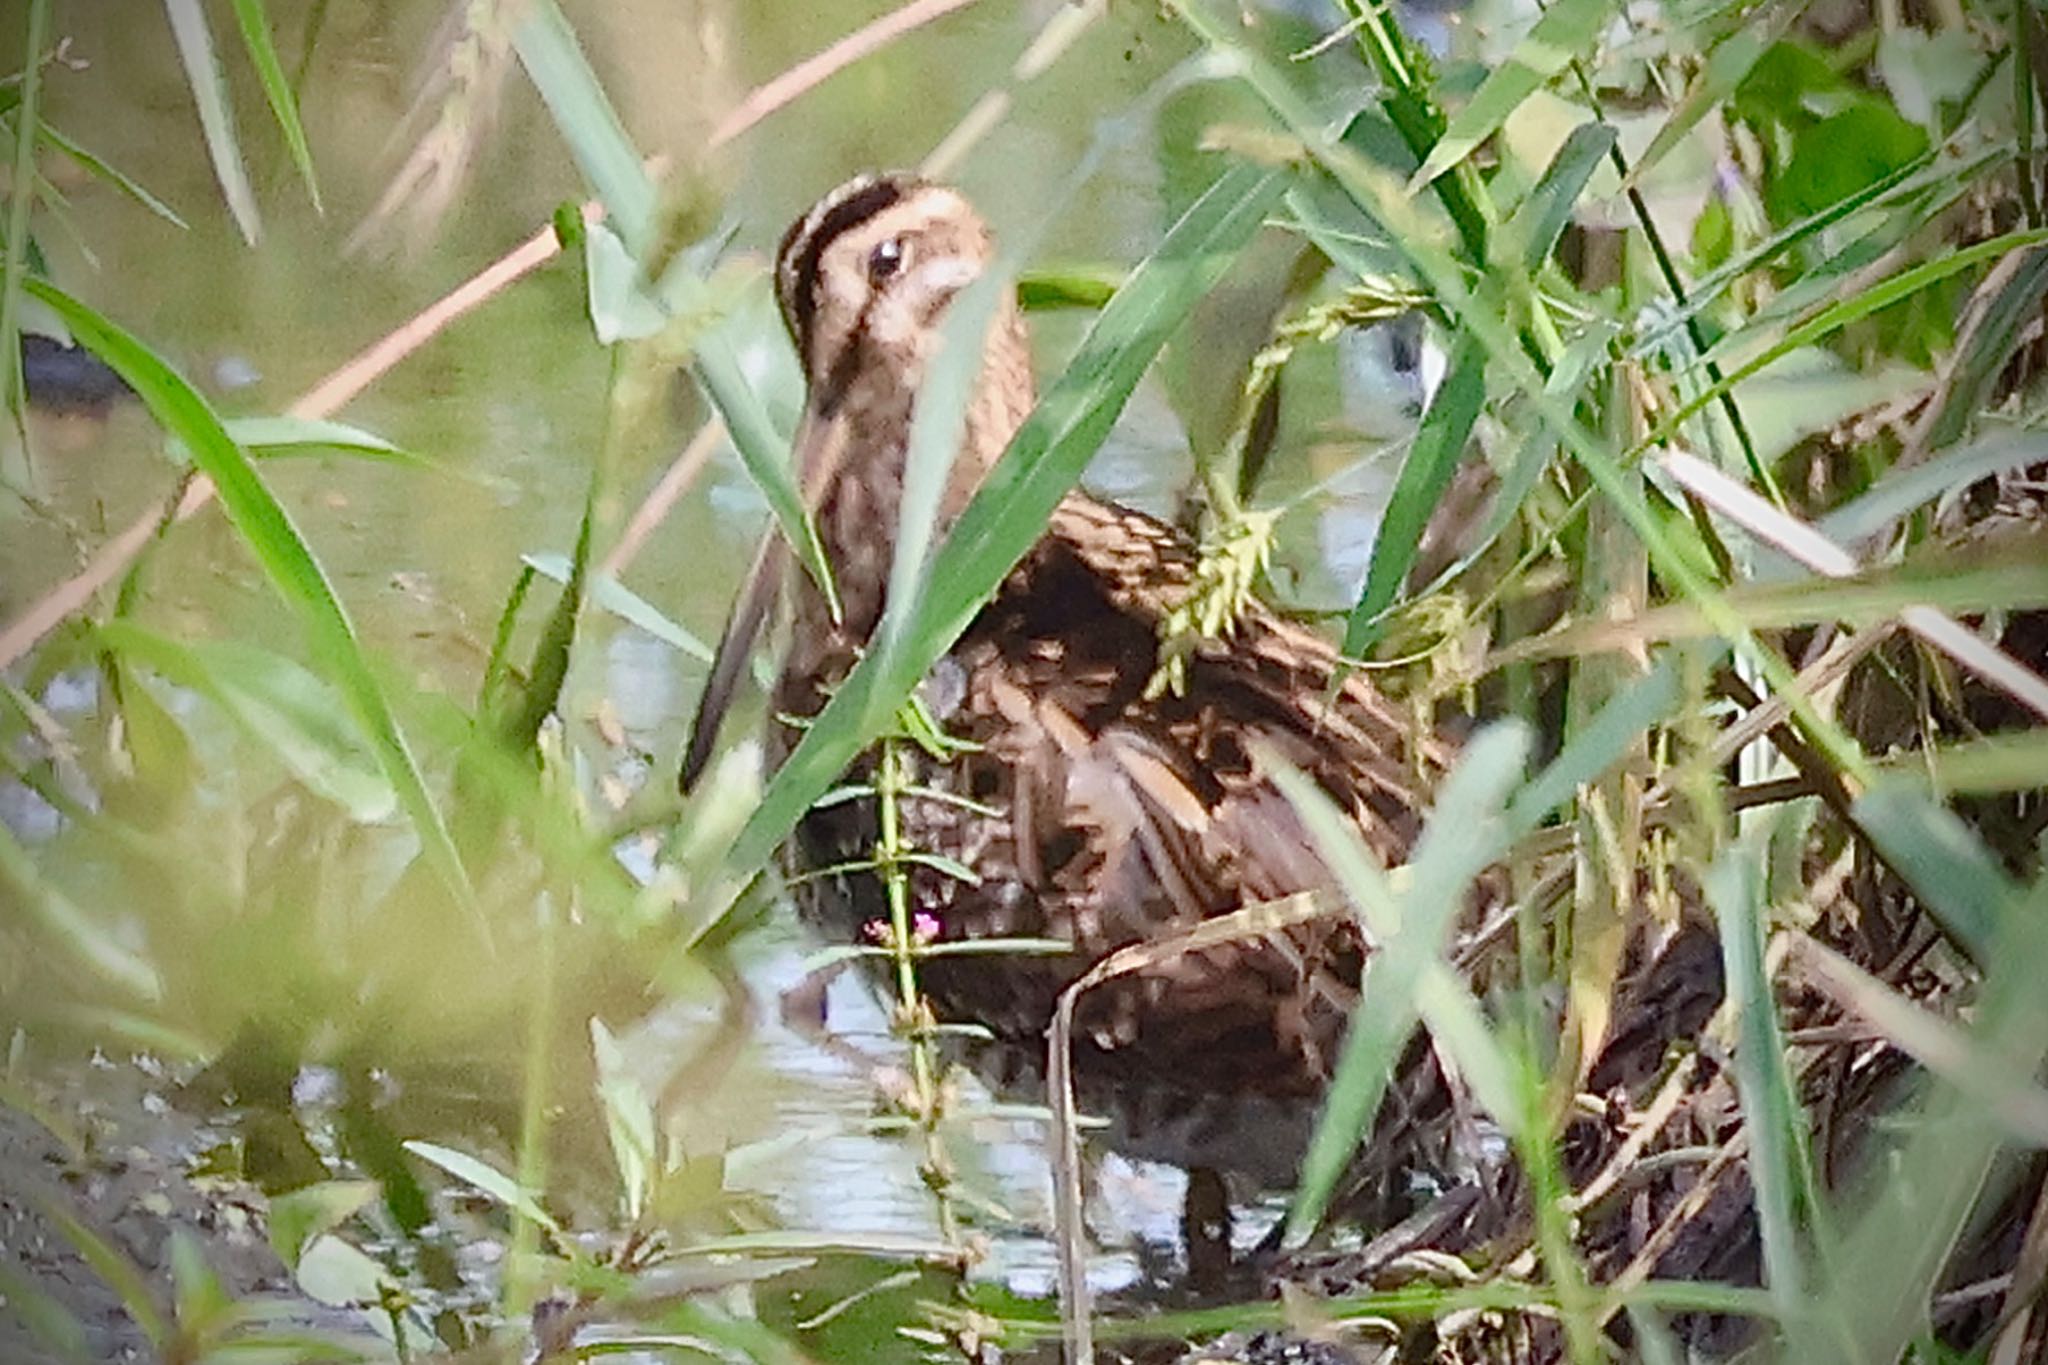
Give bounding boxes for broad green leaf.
[162,0,261,243]
[267,1181,379,1271]
[167,1230,233,1337]
[25,277,472,904]
[225,0,321,210]
[1408,0,1620,191]
[723,164,1286,877]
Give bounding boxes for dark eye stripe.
[778,175,915,364]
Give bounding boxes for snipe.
[683,173,1439,1185]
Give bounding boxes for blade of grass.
[25,276,472,906]
[1623,0,1808,189]
[1816,429,2045,546]
[523,552,716,662]
[225,0,321,210]
[1408,0,1621,192]
[1644,227,2048,449]
[162,0,261,243]
[0,819,163,1000]
[1340,332,1487,660]
[402,1140,563,1238]
[96,622,397,822]
[35,121,188,228]
[1703,843,1821,1335]
[1503,119,1618,273]
[1277,720,1531,1243]
[0,0,48,426]
[1850,780,2022,959]
[720,164,1285,877]
[1507,653,1686,831]
[695,340,840,617]
[1171,0,1875,790]
[510,0,653,252]
[1805,872,2048,1362]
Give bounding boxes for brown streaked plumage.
[684,173,1440,1181]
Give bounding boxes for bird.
[681,172,1444,1193]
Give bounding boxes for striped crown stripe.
[775,173,918,363]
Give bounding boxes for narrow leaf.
[162,0,261,242]
[510,0,653,252]
[26,277,472,904]
[225,0,322,210]
[1504,120,1617,273]
[1409,0,1620,191]
[403,1140,563,1235]
[1341,331,1486,658]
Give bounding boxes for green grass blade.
[27,1191,169,1347]
[1630,142,1985,356]
[1851,780,2022,959]
[1816,428,2046,546]
[225,0,322,210]
[96,622,397,822]
[509,0,653,253]
[722,164,1286,877]
[878,266,1010,663]
[35,120,189,228]
[1507,653,1685,831]
[1919,245,2048,451]
[402,1140,563,1236]
[1626,0,1807,188]
[1703,843,1817,1332]
[25,276,472,905]
[1,0,49,424]
[1645,227,2048,450]
[1408,0,1621,192]
[1810,873,2048,1362]
[523,552,716,662]
[693,339,840,616]
[1341,332,1486,659]
[0,819,163,1000]
[1279,720,1531,1243]
[162,0,261,243]
[1504,120,1616,273]
[0,1263,89,1363]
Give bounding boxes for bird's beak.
[678,404,853,796]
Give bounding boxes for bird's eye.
[867,237,906,284]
